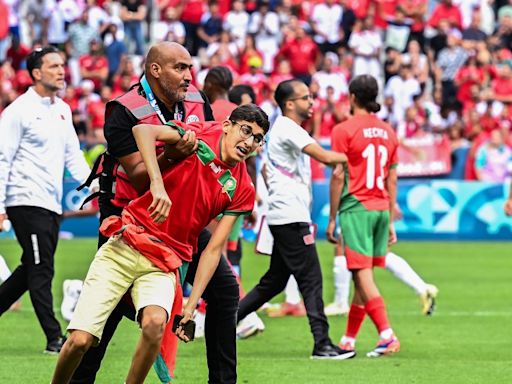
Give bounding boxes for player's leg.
[363,211,400,357]
[127,261,175,384]
[6,207,63,349]
[385,252,438,315]
[70,227,135,384]
[339,288,366,351]
[53,237,135,382]
[238,225,295,322]
[325,242,351,316]
[186,228,239,384]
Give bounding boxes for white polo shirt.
[265,115,316,225]
[0,87,91,215]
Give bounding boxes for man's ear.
[150,63,161,78]
[32,68,42,82]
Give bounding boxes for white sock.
[385,252,427,295]
[333,256,352,306]
[379,328,394,340]
[0,255,12,282]
[340,335,356,348]
[284,276,301,305]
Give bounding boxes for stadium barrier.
[1,179,510,240]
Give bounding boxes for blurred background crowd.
[0,0,511,181]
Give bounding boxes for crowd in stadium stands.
[1,0,512,181]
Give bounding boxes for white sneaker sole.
[310,351,356,360]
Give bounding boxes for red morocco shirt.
[331,114,398,213]
[125,121,255,261]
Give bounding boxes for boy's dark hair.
[274,79,304,112]
[348,75,381,113]
[229,103,270,133]
[228,84,256,105]
[26,46,61,81]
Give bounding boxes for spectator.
[384,47,402,85]
[248,0,280,74]
[311,52,348,101]
[427,0,463,30]
[401,0,427,44]
[310,0,344,53]
[181,0,206,56]
[79,39,109,92]
[475,129,512,181]
[6,35,30,71]
[104,24,127,85]
[158,7,186,45]
[462,8,487,51]
[384,63,421,124]
[223,0,249,49]
[197,1,223,53]
[239,56,268,105]
[276,24,319,85]
[203,65,237,121]
[67,9,98,59]
[120,0,147,56]
[435,28,469,105]
[402,39,429,90]
[239,34,264,75]
[0,0,10,62]
[348,17,382,79]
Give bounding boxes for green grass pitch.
[0,239,511,383]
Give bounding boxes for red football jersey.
[331,114,398,212]
[125,122,255,261]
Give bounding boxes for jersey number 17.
[362,143,388,190]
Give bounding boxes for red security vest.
[108,84,206,208]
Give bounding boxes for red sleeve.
[331,124,349,153]
[427,7,440,28]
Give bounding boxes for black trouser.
[71,227,239,384]
[0,206,62,343]
[238,222,331,348]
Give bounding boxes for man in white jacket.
[0,46,91,354]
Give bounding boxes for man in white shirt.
[237,79,354,360]
[0,46,91,354]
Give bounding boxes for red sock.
[345,304,366,338]
[365,296,390,333]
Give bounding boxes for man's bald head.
[145,42,191,74]
[144,42,194,107]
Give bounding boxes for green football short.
[339,210,389,270]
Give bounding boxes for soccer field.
[0,239,511,383]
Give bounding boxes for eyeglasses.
[289,94,314,102]
[231,121,266,147]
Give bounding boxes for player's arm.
[386,166,398,245]
[303,142,347,166]
[176,214,239,341]
[327,164,345,244]
[132,124,187,223]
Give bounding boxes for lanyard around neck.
[140,75,170,124]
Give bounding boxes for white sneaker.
[236,311,265,339]
[61,279,83,321]
[324,302,350,316]
[194,311,206,339]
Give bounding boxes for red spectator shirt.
[331,114,398,212]
[346,0,370,20]
[278,37,319,76]
[180,0,205,24]
[125,122,255,261]
[402,0,427,32]
[239,72,268,105]
[87,99,107,129]
[211,99,237,121]
[492,76,512,100]
[6,44,30,71]
[427,3,462,29]
[78,54,108,91]
[373,0,398,29]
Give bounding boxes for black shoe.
[311,343,356,360]
[44,336,66,355]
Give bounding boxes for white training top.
[0,87,91,215]
[265,115,316,225]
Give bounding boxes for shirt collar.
[28,86,56,106]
